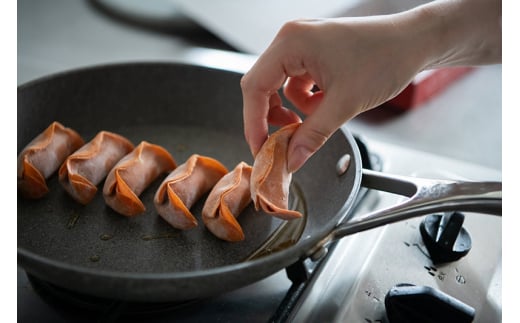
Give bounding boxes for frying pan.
[17,62,501,302]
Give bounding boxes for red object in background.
[388,67,474,110]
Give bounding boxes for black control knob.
[385,283,475,323]
[420,212,471,264]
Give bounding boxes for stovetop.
[292,138,501,323]
[17,137,501,322]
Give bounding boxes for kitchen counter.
[17,0,502,170]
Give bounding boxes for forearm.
[401,0,502,69]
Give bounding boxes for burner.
[26,274,201,321]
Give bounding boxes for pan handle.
[307,169,501,259]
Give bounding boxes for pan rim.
[17,60,228,91]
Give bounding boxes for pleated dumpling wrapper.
[250,122,303,220]
[103,141,176,216]
[202,162,253,242]
[18,121,85,199]
[59,131,134,205]
[154,154,228,230]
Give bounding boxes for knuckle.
[279,19,314,37]
[240,73,252,91]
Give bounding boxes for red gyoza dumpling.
[154,154,228,230]
[18,121,85,199]
[103,141,176,216]
[250,123,303,220]
[202,162,253,242]
[59,131,134,205]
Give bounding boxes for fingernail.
[288,145,313,173]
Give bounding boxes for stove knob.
[419,211,471,264]
[385,283,475,323]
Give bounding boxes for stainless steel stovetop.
[17,137,501,323]
[290,139,501,323]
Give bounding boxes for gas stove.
[17,136,501,322]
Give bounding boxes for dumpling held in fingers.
[59,131,134,205]
[103,141,176,216]
[18,121,85,199]
[251,122,303,220]
[154,154,228,230]
[202,162,253,242]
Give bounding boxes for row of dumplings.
[18,122,303,242]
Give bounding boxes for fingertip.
[245,131,264,159]
[287,118,331,173]
[287,144,314,173]
[243,95,269,159]
[287,129,314,173]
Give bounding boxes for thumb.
[287,115,335,173]
[287,93,359,173]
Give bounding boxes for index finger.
[240,82,269,157]
[241,57,287,156]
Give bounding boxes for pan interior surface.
[18,123,287,272]
[17,63,360,299]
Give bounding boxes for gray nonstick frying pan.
[17,62,501,302]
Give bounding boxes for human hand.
[241,16,426,172]
[241,0,501,172]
